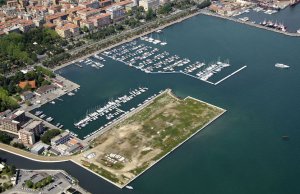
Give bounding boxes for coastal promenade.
[0,89,227,189]
[0,142,71,162]
[52,10,202,71]
[200,10,300,37]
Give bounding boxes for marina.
[16,13,300,194]
[73,87,148,136]
[234,4,300,33]
[102,39,245,85]
[77,55,105,70]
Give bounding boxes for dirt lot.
[73,90,225,187]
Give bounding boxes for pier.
[83,89,168,143]
[103,41,235,86]
[73,89,226,188]
[214,65,247,85]
[200,10,300,37]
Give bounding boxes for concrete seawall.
[200,11,300,37]
[53,11,201,72]
[83,89,171,143]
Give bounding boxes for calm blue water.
[3,13,300,194]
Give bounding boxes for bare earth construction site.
[73,89,226,188]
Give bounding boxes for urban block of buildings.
[0,0,170,38]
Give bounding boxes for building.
[65,143,82,155]
[6,0,18,7]
[139,0,160,11]
[99,0,112,7]
[0,110,27,134]
[18,20,36,33]
[77,8,100,20]
[22,120,44,136]
[106,5,126,21]
[19,120,44,146]
[18,80,36,90]
[19,129,35,146]
[79,1,100,9]
[35,84,56,96]
[55,23,80,38]
[51,131,70,146]
[31,142,49,154]
[45,12,68,23]
[0,118,20,134]
[79,20,93,31]
[88,13,111,28]
[20,91,34,101]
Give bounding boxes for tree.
[25,180,33,188]
[12,142,25,149]
[82,26,89,33]
[0,132,12,144]
[41,129,61,144]
[158,3,173,15]
[146,8,156,21]
[46,176,52,183]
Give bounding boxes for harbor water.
[238,4,300,32]
[2,13,300,194]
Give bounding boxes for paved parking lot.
[5,169,90,194]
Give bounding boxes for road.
[0,143,71,162]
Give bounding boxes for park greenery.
[0,163,16,192]
[41,129,61,145]
[81,160,121,184]
[0,88,19,112]
[0,132,27,148]
[25,175,53,189]
[35,66,55,78]
[0,0,6,6]
[0,66,55,111]
[0,132,13,145]
[0,28,66,73]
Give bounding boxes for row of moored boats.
[78,54,105,69]
[83,89,164,140]
[75,87,148,130]
[103,41,231,82]
[34,111,64,129]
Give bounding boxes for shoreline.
[121,92,226,188]
[82,89,170,143]
[0,90,226,189]
[200,10,300,37]
[52,9,300,73]
[52,11,201,72]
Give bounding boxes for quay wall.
[200,10,300,37]
[123,91,226,188]
[0,142,71,163]
[83,89,171,143]
[52,11,202,71]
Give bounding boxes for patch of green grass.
[82,160,122,184]
[130,162,149,175]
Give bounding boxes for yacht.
[46,117,53,122]
[275,63,290,69]
[125,185,133,190]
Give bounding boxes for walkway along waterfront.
[52,10,202,72]
[200,10,300,37]
[0,89,226,189]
